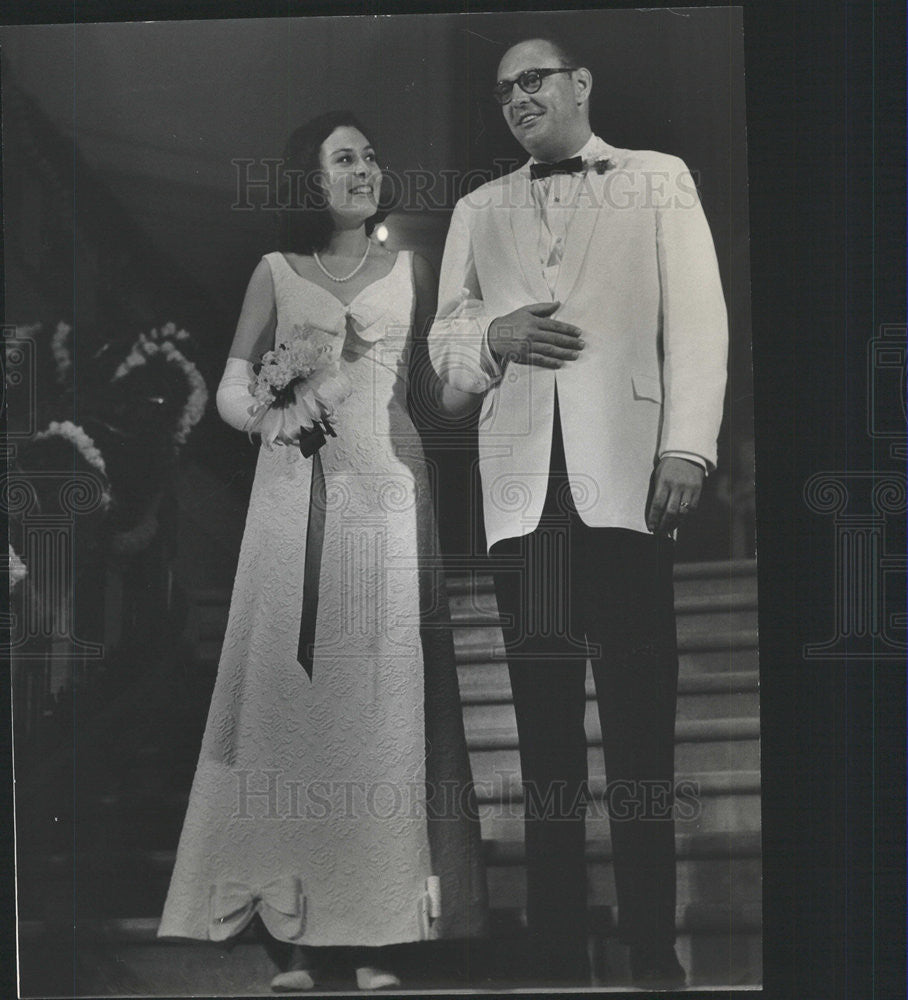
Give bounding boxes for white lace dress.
[158,251,487,947]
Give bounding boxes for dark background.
[1,2,905,1000]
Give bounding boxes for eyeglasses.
[493,67,578,105]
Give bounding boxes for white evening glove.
[215,356,258,434]
[216,356,301,447]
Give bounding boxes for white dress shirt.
[531,134,605,294]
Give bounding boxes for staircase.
[447,560,762,986]
[15,559,761,995]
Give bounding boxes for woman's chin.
[333,204,378,227]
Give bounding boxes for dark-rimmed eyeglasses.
[493,67,578,105]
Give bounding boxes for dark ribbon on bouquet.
[297,419,336,678]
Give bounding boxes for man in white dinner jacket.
[428,36,728,988]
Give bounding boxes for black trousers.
[490,399,679,975]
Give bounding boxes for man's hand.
[488,301,585,368]
[646,456,705,535]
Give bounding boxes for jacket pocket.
[632,371,663,403]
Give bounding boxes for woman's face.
[318,126,382,227]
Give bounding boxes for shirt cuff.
[480,318,504,385]
[661,450,710,474]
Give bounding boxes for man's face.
[497,39,588,161]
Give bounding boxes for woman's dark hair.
[277,110,389,255]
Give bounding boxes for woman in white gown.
[158,112,487,991]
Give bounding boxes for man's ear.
[574,67,593,107]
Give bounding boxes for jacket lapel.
[508,166,553,302]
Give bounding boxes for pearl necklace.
[313,241,371,282]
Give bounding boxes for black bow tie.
[529,156,584,181]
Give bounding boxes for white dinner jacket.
[428,140,729,551]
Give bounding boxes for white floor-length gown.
[158,250,487,947]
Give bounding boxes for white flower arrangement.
[33,420,113,509]
[35,420,107,474]
[51,321,73,383]
[8,544,27,591]
[113,332,208,445]
[137,320,192,349]
[248,324,352,451]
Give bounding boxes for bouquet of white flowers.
[247,324,352,455]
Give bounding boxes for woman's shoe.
[270,968,316,991]
[355,966,402,991]
[271,945,318,992]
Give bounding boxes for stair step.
[472,769,761,803]
[486,828,762,863]
[678,644,759,673]
[466,715,760,752]
[448,587,757,623]
[453,628,759,667]
[479,800,761,841]
[470,734,761,782]
[459,664,761,698]
[673,558,757,580]
[459,666,760,719]
[488,854,762,908]
[450,614,758,655]
[443,558,757,595]
[465,712,762,774]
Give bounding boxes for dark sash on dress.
[297,449,326,678]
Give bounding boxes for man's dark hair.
[277,109,388,256]
[504,34,585,71]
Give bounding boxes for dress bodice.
[265,249,414,347]
[263,250,419,473]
